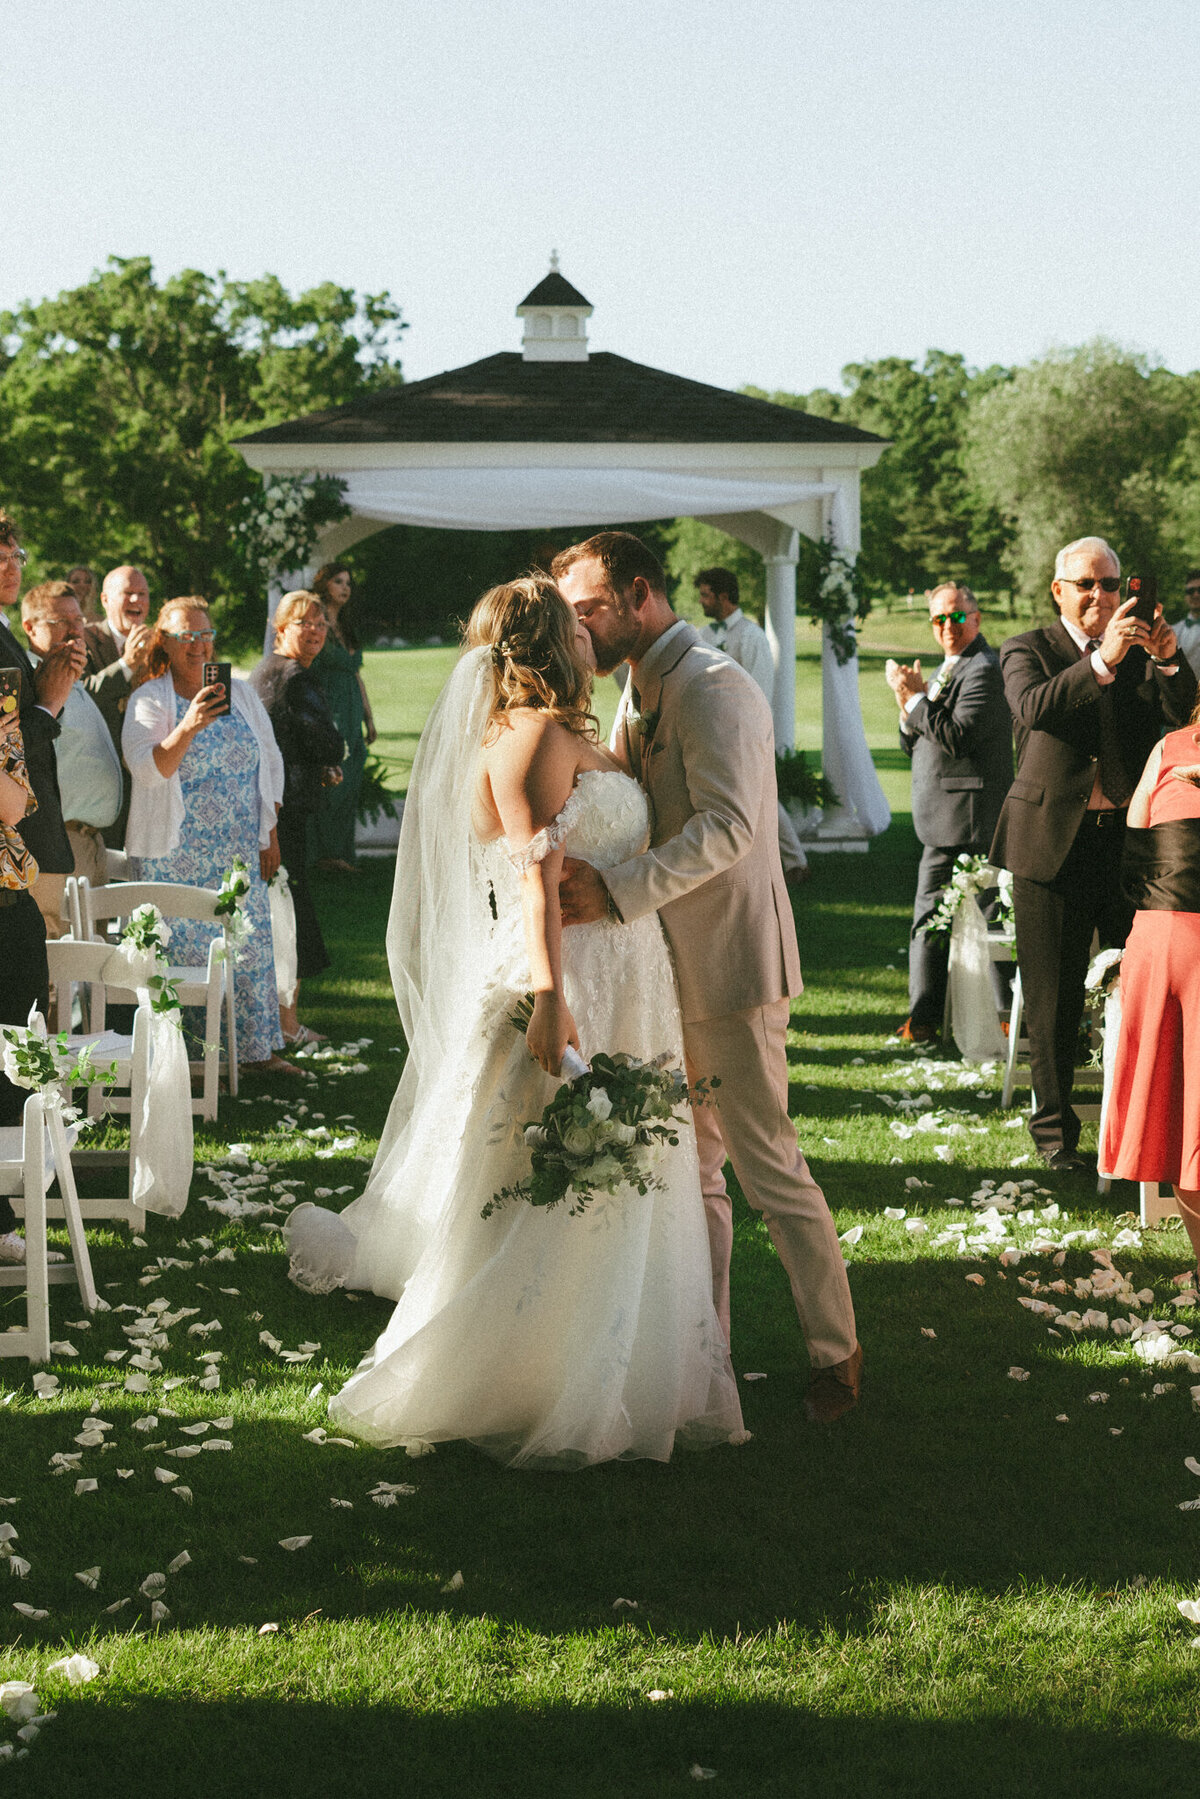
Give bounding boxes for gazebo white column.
[763,534,800,750]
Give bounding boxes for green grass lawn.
[4,638,1200,1795]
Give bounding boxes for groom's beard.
[587,607,641,676]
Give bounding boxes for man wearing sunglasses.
[991,536,1196,1170]
[887,583,1012,1044]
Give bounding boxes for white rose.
[608,1121,636,1147]
[586,1088,613,1122]
[560,1123,596,1157]
[586,1154,624,1190]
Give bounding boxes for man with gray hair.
[990,536,1196,1168]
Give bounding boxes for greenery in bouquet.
[214,858,255,960]
[0,1018,118,1121]
[924,853,1014,939]
[483,999,715,1219]
[120,904,181,1017]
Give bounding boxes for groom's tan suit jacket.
[602,621,801,1024]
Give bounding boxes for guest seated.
[1100,696,1200,1277]
[21,582,122,937]
[122,596,293,1077]
[250,591,345,1046]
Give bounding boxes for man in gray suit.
[555,532,861,1424]
[886,583,1013,1042]
[81,564,151,848]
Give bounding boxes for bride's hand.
[526,991,580,1075]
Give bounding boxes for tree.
[964,340,1191,607]
[0,257,405,641]
[750,352,1012,597]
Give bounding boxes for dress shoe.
[805,1342,863,1424]
[1040,1148,1092,1173]
[894,1017,937,1044]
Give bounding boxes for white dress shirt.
[699,608,775,705]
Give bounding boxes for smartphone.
[203,661,232,717]
[1127,573,1158,626]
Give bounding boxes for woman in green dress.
[310,562,376,872]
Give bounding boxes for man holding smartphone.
[990,536,1196,1169]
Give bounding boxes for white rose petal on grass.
[1008,1367,1031,1382]
[965,1274,985,1287]
[905,1218,927,1235]
[0,1682,40,1721]
[1178,1498,1200,1511]
[440,1570,464,1593]
[104,1597,131,1614]
[202,1438,232,1452]
[883,1207,906,1222]
[611,1596,638,1611]
[139,1572,166,1598]
[74,1567,101,1589]
[170,1487,193,1505]
[839,1225,864,1247]
[167,1447,202,1460]
[920,1327,936,1339]
[278,1536,312,1552]
[74,1478,98,1496]
[149,1600,171,1625]
[8,1557,30,1579]
[742,1372,767,1382]
[47,1654,99,1685]
[12,1603,47,1620]
[1087,1392,1109,1405]
[690,1767,718,1782]
[154,1468,178,1485]
[330,1498,353,1509]
[1110,1428,1124,1437]
[167,1551,191,1573]
[258,1622,279,1635]
[1178,1598,1200,1625]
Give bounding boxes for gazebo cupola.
[516,254,593,361]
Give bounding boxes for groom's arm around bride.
[554,533,861,1424]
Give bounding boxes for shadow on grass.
[17,1689,1198,1798]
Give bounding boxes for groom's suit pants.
[684,998,857,1369]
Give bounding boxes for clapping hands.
[885,657,927,708]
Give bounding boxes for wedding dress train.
[286,657,743,1469]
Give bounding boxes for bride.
[285,575,744,1469]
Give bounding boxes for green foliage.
[750,352,1013,599]
[774,748,837,810]
[965,340,1192,607]
[0,257,405,648]
[355,753,400,825]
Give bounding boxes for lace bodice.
[500,768,650,872]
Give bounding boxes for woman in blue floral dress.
[122,597,291,1073]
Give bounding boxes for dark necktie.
[1086,639,1134,807]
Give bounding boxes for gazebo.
[237,264,890,841]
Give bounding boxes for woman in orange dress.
[1101,704,1200,1273]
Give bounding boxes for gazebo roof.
[517,271,592,309]
[237,351,884,449]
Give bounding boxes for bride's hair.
[466,574,597,739]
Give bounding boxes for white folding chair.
[0,1089,98,1364]
[79,879,238,1119]
[45,939,152,1233]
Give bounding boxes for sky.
[4,0,1200,398]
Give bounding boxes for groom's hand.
[560,857,611,926]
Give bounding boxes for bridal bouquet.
[482,1011,710,1218]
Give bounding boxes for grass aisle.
[3,825,1200,1796]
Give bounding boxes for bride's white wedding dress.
[285,651,744,1470]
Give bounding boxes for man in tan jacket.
[555,532,861,1423]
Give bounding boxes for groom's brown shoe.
[804,1343,862,1424]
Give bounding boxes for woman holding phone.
[122,597,292,1075]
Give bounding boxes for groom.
[555,532,861,1423]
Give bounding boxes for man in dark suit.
[82,565,151,848]
[990,536,1197,1169]
[0,510,78,1157]
[887,583,1013,1041]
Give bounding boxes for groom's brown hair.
[551,532,666,598]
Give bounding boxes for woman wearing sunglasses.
[122,597,294,1076]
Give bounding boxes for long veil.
[286,646,513,1293]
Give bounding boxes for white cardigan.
[122,671,285,860]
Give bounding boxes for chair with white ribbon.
[0,1073,97,1365]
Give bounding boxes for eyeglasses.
[1060,577,1120,594]
[1186,587,1200,598]
[0,549,28,571]
[165,629,216,644]
[931,611,970,627]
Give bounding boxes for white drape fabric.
[268,876,299,1008]
[1097,986,1122,1182]
[100,945,194,1217]
[337,468,838,533]
[947,898,1007,1063]
[820,623,892,838]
